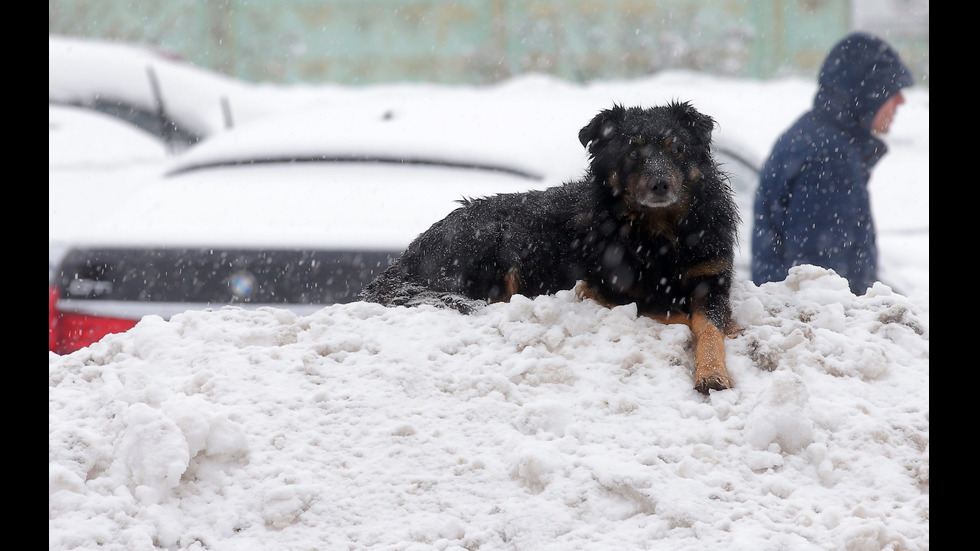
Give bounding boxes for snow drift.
[49,266,929,550]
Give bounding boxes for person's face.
[872,91,905,135]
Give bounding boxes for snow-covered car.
[49,103,172,168]
[49,35,257,151]
[48,96,759,354]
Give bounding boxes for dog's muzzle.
[629,158,684,208]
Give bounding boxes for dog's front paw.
[438,293,488,315]
[725,323,745,338]
[694,372,732,394]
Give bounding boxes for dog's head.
[578,102,717,210]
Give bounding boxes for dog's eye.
[669,142,685,156]
[628,149,640,160]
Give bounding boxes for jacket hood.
[813,32,914,131]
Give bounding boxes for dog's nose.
[650,178,672,196]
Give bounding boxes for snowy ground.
[49,269,928,550]
[50,40,928,550]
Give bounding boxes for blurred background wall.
[49,0,928,87]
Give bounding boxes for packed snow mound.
[49,266,929,551]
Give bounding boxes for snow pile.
[49,266,929,550]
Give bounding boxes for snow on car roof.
[166,97,593,186]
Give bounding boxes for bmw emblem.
[228,270,258,300]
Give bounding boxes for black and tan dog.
[360,102,740,393]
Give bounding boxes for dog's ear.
[672,101,716,147]
[578,104,626,149]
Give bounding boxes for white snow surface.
[50,38,929,551]
[50,267,928,550]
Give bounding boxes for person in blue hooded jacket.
[751,32,914,295]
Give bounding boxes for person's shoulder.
[794,113,863,154]
[769,113,824,155]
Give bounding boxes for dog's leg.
[490,267,523,304]
[645,312,731,393]
[577,281,732,393]
[643,312,692,328]
[689,311,732,394]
